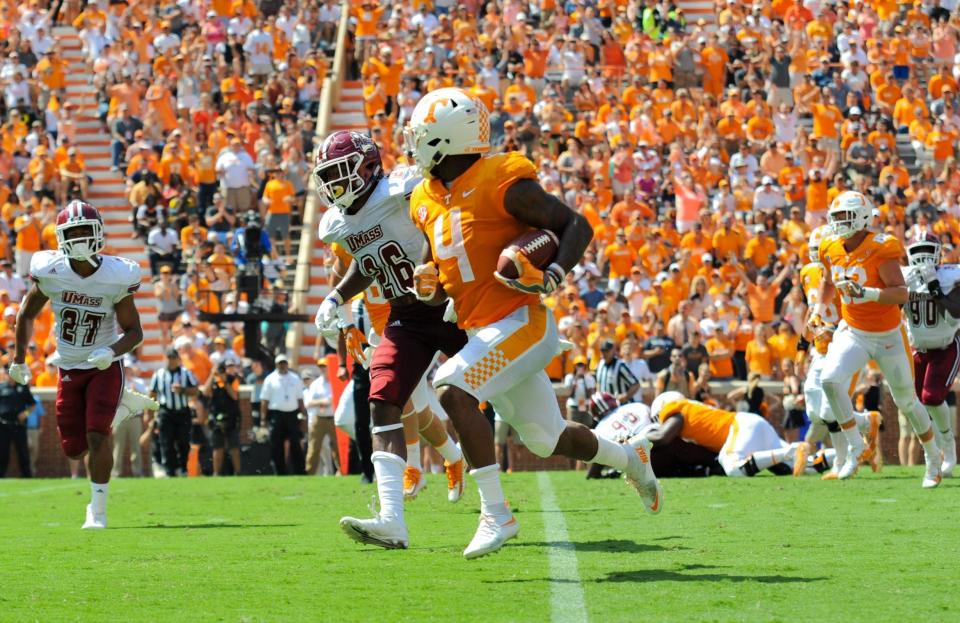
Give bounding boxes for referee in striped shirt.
[150,348,199,477]
[595,339,640,404]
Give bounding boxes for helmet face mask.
[828,191,872,239]
[56,201,104,263]
[313,131,383,212]
[907,235,942,267]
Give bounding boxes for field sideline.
[1,468,957,622]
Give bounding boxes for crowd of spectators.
[348,0,960,415]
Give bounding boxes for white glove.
[905,266,926,292]
[315,292,342,337]
[918,263,938,284]
[86,347,115,370]
[442,298,458,323]
[8,362,31,385]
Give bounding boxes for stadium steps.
[678,0,717,31]
[52,25,163,369]
[297,81,365,366]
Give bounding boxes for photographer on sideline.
[202,360,242,476]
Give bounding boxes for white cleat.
[624,436,663,514]
[923,451,943,489]
[445,458,464,503]
[81,504,106,529]
[837,441,866,480]
[339,514,409,549]
[463,512,519,559]
[941,438,956,478]
[113,389,160,432]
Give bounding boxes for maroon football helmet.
[590,391,619,420]
[56,200,105,262]
[313,130,383,211]
[907,232,941,267]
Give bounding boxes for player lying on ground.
[902,232,960,478]
[405,88,662,558]
[815,191,942,487]
[11,200,157,529]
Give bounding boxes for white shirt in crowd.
[147,226,180,254]
[563,371,596,411]
[243,28,273,68]
[216,148,256,188]
[261,369,305,412]
[228,15,253,37]
[304,375,333,422]
[0,269,27,298]
[209,348,242,369]
[153,31,181,55]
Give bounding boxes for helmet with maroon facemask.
[907,232,942,268]
[590,392,620,420]
[313,130,383,211]
[56,200,105,263]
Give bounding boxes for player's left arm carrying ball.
[494,178,594,294]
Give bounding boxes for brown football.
[496,229,560,280]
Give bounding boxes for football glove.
[87,347,115,370]
[315,292,343,338]
[344,325,370,369]
[412,262,439,300]
[494,255,565,295]
[8,362,31,385]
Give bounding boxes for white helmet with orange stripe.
[650,391,685,423]
[403,88,490,178]
[828,191,873,239]
[807,224,833,264]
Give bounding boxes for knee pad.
[825,420,841,433]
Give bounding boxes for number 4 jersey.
[902,264,960,351]
[318,166,422,307]
[29,250,142,370]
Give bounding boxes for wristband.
[861,287,881,302]
[330,289,345,306]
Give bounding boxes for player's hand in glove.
[87,347,115,370]
[412,262,439,300]
[8,362,31,385]
[315,292,343,337]
[905,265,929,293]
[344,325,370,369]
[494,255,565,295]
[835,279,864,300]
[442,298,457,323]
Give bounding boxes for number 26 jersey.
[29,250,142,369]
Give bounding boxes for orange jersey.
[820,233,904,332]
[329,242,391,335]
[658,398,735,453]
[800,262,840,326]
[411,153,540,329]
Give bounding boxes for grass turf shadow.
[511,538,686,554]
[112,523,303,530]
[597,563,826,584]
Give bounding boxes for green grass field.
[1,468,958,623]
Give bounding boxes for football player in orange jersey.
[405,88,662,559]
[648,392,802,477]
[797,225,880,479]
[816,191,942,487]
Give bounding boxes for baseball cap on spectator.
[275,353,289,364]
[213,336,226,345]
[669,263,680,272]
[573,356,588,367]
[159,265,172,274]
[761,176,773,186]
[165,348,179,359]
[850,107,862,116]
[600,339,616,352]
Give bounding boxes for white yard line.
[0,482,82,498]
[537,472,588,623]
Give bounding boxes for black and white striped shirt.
[150,366,198,411]
[595,356,639,400]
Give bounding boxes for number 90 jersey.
[902,264,960,351]
[820,232,905,333]
[29,250,142,370]
[409,152,540,329]
[318,166,423,306]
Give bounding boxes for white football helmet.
[827,191,873,239]
[807,224,833,264]
[56,200,105,263]
[403,88,490,178]
[650,391,685,423]
[906,232,942,267]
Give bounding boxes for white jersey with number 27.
[29,251,142,370]
[903,264,960,352]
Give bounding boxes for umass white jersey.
[903,264,960,351]
[318,166,422,302]
[594,403,656,442]
[29,251,142,370]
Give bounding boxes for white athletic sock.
[591,436,630,470]
[372,451,405,521]
[405,442,421,471]
[90,481,108,514]
[435,437,463,464]
[470,463,507,516]
[922,438,941,461]
[751,447,792,471]
[840,422,864,453]
[928,402,954,438]
[829,431,848,468]
[852,410,869,432]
